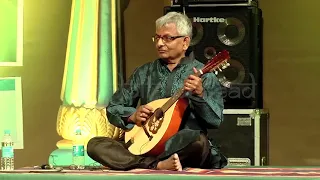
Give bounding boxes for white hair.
[155,12,192,37]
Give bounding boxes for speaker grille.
[164,6,263,109]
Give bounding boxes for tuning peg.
[214,70,218,75]
[218,67,222,72]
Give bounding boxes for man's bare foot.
[156,153,182,171]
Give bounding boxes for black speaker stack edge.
[171,0,258,6]
[166,0,263,110]
[165,0,268,167]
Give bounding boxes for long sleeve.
[188,72,224,129]
[106,68,142,130]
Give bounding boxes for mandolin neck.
[161,71,202,112]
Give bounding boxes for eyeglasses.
[152,35,185,43]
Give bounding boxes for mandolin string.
[138,72,194,155]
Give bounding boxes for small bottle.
[72,129,85,169]
[1,130,14,170]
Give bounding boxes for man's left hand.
[184,67,203,97]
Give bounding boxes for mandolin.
[124,50,230,156]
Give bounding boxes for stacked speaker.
[165,0,263,109]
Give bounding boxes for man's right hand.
[129,105,154,126]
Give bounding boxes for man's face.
[154,23,190,60]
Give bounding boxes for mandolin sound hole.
[147,108,165,134]
[154,108,164,120]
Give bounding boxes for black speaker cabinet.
[208,109,269,166]
[164,5,263,109]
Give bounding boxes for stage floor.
[1,167,320,180]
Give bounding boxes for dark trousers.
[87,133,214,170]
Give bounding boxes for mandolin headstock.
[201,50,230,75]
